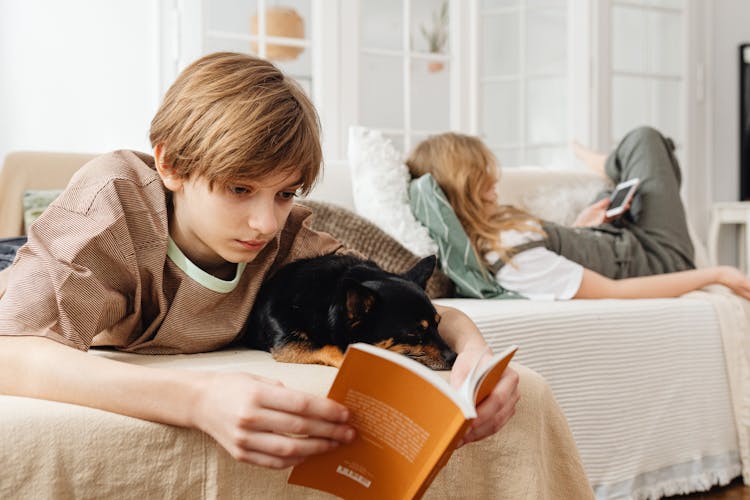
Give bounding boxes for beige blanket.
[702,288,750,484]
[0,350,593,499]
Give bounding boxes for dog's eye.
[419,319,429,330]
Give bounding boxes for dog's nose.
[443,349,457,368]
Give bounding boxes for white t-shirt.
[484,229,583,300]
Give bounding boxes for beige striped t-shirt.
[0,150,342,354]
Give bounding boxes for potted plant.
[420,1,448,73]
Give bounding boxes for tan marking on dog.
[346,289,376,318]
[363,295,375,312]
[373,338,395,350]
[272,343,345,368]
[419,319,429,330]
[420,344,444,365]
[378,342,451,370]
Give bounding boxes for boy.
[0,54,588,496]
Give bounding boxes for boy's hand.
[191,372,355,469]
[449,347,520,447]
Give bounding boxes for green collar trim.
[167,237,246,293]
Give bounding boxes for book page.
[459,345,518,405]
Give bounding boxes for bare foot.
[572,141,607,177]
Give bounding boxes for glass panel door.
[358,0,454,153]
[204,0,314,94]
[478,0,569,167]
[610,0,685,148]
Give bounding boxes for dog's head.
[338,256,456,370]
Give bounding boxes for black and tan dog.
[246,254,456,369]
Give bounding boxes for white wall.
[0,0,160,161]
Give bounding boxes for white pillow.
[347,127,438,256]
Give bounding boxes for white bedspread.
[436,289,749,500]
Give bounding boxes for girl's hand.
[716,266,750,300]
[191,372,356,469]
[573,198,611,227]
[449,348,520,447]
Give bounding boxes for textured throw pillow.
[347,127,438,257]
[23,189,62,234]
[494,165,612,227]
[300,199,454,299]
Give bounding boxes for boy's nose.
[248,201,279,236]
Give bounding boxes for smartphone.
[605,178,640,219]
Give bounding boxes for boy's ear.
[343,279,378,326]
[403,255,436,290]
[153,143,184,192]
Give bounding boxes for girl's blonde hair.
[405,132,543,263]
[150,52,321,194]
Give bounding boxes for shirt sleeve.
[495,244,584,301]
[0,206,136,350]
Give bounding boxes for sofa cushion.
[0,151,96,238]
[23,189,62,234]
[300,199,454,299]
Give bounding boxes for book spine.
[410,419,473,500]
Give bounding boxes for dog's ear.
[402,255,436,290]
[343,279,378,325]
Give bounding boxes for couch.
[1,149,749,500]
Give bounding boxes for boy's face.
[161,166,302,276]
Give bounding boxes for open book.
[288,342,518,500]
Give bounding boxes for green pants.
[543,126,695,279]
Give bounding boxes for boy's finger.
[251,374,285,387]
[474,373,518,423]
[240,408,355,442]
[238,432,342,461]
[256,385,350,422]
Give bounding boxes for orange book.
[288,342,518,500]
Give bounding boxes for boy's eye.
[228,185,252,196]
[278,190,298,200]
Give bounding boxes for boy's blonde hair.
[150,52,321,194]
[405,132,542,263]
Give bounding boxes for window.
[477,0,569,166]
[165,0,699,174]
[204,0,315,94]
